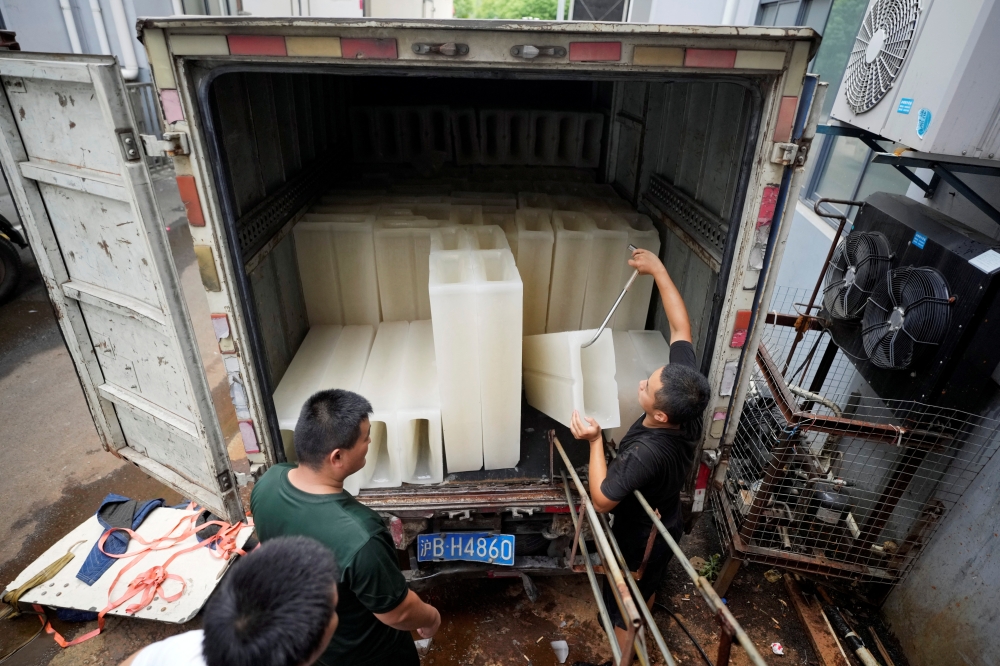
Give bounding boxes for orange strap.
[36,507,245,648]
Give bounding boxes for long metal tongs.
[581,244,639,349]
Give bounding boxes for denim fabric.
[76,494,164,586]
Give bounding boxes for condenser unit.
[830,0,1000,159]
[827,192,1000,409]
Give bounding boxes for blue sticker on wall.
[912,232,927,249]
[916,108,933,138]
[897,98,914,114]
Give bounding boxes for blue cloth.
[76,494,164,586]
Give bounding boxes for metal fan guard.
[861,266,951,369]
[823,231,893,320]
[843,0,921,114]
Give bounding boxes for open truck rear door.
[0,52,242,522]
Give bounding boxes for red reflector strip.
[227,35,287,56]
[160,89,183,124]
[692,462,711,512]
[731,309,751,348]
[341,38,398,60]
[239,421,260,454]
[772,96,799,142]
[684,48,737,68]
[175,175,205,227]
[544,505,576,513]
[757,185,780,228]
[568,42,622,62]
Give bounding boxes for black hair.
[294,389,373,469]
[654,364,711,425]
[202,536,339,666]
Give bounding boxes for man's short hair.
[654,364,711,425]
[294,389,372,468]
[202,536,339,666]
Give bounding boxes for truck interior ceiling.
[202,66,761,483]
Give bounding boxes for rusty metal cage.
[713,286,1000,584]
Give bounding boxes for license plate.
[416,532,516,567]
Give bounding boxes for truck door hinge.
[217,469,234,493]
[140,131,190,157]
[770,142,799,166]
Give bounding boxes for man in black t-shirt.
[570,248,710,663]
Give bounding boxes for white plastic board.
[4,508,253,624]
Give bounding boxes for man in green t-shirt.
[251,389,441,666]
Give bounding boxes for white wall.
[637,0,756,25]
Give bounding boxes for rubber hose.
[653,602,713,666]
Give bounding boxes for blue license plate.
[416,532,515,566]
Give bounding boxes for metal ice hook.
[581,244,639,349]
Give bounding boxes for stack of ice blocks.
[428,226,523,472]
[279,181,657,483]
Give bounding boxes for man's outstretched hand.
[571,410,602,444]
[628,247,666,278]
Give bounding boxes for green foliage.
[699,553,723,582]
[454,0,557,20]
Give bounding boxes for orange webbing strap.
[36,507,246,648]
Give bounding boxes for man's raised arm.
[628,248,692,345]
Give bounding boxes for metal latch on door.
[140,131,190,157]
[770,142,799,166]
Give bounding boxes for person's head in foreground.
[638,362,711,428]
[295,388,373,480]
[203,535,340,666]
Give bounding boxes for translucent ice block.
[518,192,553,209]
[607,330,645,443]
[272,325,344,432]
[514,209,554,336]
[428,251,483,472]
[450,204,484,226]
[522,328,620,429]
[293,215,381,328]
[397,320,444,484]
[629,329,671,373]
[374,218,440,322]
[430,226,470,253]
[353,321,409,489]
[481,211,517,257]
[474,250,523,470]
[546,212,595,333]
[581,213,630,330]
[467,225,510,252]
[612,213,662,331]
[272,324,375,492]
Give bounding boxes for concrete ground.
[0,170,834,665]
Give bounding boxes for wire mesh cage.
[713,287,1000,583]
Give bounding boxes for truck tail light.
[730,309,751,348]
[568,42,621,62]
[239,420,260,454]
[341,38,397,60]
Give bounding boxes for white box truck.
[0,19,820,577]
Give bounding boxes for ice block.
[272,325,344,432]
[607,330,645,443]
[351,321,409,489]
[397,320,444,484]
[481,211,517,257]
[630,329,671,373]
[522,328,620,429]
[430,226,470,253]
[474,250,523,470]
[519,192,553,209]
[467,225,510,252]
[315,325,375,393]
[293,215,381,328]
[428,251,483,472]
[450,204,484,226]
[581,213,630,329]
[612,213,661,331]
[546,212,595,333]
[514,209,554,336]
[374,218,440,322]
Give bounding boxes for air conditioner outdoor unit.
[829,0,1000,159]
